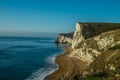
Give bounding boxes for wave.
[45,54,57,64]
[24,68,56,80]
[24,54,59,80]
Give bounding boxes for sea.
[0,36,66,80]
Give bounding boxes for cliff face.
[70,29,120,64]
[55,23,120,46]
[55,32,73,44]
[69,23,120,79]
[48,23,120,80]
[83,46,120,80]
[72,23,120,49]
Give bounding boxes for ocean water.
[0,36,64,80]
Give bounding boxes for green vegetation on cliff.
[71,29,120,80]
[49,23,120,80]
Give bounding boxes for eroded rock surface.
[72,22,120,49]
[69,29,120,64]
[55,32,73,44]
[50,23,120,80]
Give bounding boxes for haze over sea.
[0,36,64,80]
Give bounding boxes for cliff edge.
[47,22,120,80]
[72,22,120,49]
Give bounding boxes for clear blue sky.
[0,0,120,34]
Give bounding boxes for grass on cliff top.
[78,22,120,24]
[82,45,120,79]
[70,46,120,80]
[81,77,105,80]
[71,75,106,80]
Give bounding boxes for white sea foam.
[24,68,56,80]
[24,54,59,80]
[45,54,57,64]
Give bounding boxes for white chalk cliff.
[55,22,120,64]
[72,23,85,49]
[55,32,73,44]
[69,22,120,64]
[51,22,120,80]
[69,29,120,64]
[72,22,120,49]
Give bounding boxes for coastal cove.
[45,46,88,80]
[46,22,120,80]
[1,0,120,80]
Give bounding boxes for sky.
[0,0,120,37]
